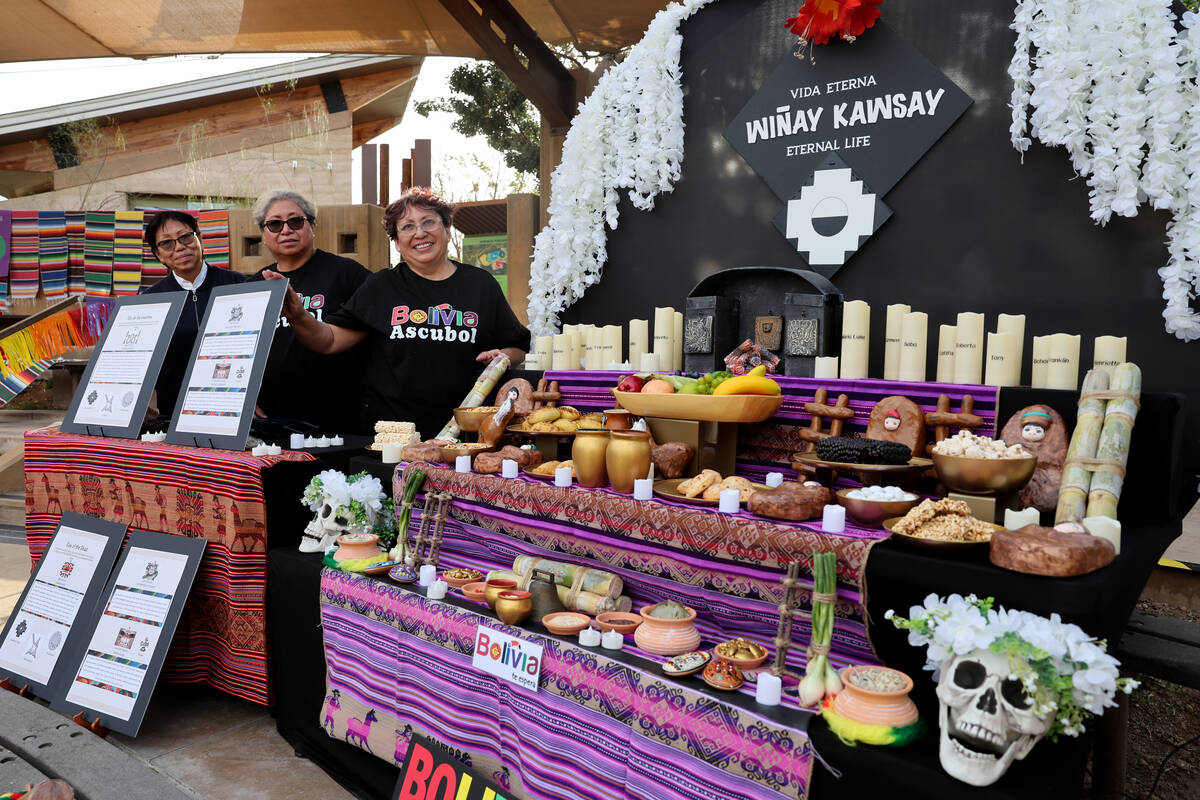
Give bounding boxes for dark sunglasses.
[262,215,312,233]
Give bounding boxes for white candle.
[898,311,928,382]
[330,435,344,446]
[756,672,783,706]
[997,314,1026,384]
[584,326,603,370]
[633,478,653,500]
[766,472,784,488]
[640,352,660,373]
[936,324,957,384]
[427,580,448,600]
[839,300,870,379]
[984,331,1019,387]
[267,444,282,456]
[316,436,331,448]
[251,444,268,456]
[1093,335,1127,380]
[1031,335,1051,388]
[555,466,573,487]
[813,356,838,379]
[822,504,846,533]
[579,627,602,647]
[1046,333,1081,390]
[602,325,622,367]
[653,307,675,369]
[304,435,319,447]
[1083,516,1121,555]
[419,564,437,587]
[290,432,305,449]
[551,333,571,371]
[502,459,519,478]
[672,311,684,372]
[884,303,911,380]
[953,312,985,385]
[140,433,153,442]
[628,319,649,368]
[1004,507,1040,530]
[601,630,624,650]
[456,455,472,473]
[382,443,403,463]
[718,488,740,513]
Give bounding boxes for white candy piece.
[932,429,1030,460]
[847,485,916,502]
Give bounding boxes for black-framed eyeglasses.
[397,217,443,237]
[154,231,198,252]
[262,216,312,233]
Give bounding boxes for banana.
[712,364,781,396]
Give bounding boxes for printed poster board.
[461,234,508,296]
[61,293,186,438]
[0,513,125,699]
[166,280,287,450]
[50,530,206,737]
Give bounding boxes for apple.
[616,375,645,393]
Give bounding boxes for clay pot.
[606,430,652,494]
[494,590,532,626]
[483,578,517,609]
[603,409,634,431]
[571,428,611,488]
[333,533,382,562]
[831,665,919,727]
[634,603,701,656]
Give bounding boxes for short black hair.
[144,211,199,262]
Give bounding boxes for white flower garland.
[1011,0,1200,340]
[302,470,384,526]
[526,0,718,335]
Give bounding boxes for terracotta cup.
[831,665,919,727]
[602,409,634,431]
[571,428,611,489]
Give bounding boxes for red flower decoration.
[785,0,883,46]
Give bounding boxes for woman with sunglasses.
[248,191,370,431]
[264,187,529,439]
[141,210,245,422]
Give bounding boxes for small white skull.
[299,500,354,553]
[935,649,1054,786]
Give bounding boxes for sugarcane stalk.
[1085,362,1141,519]
[1055,369,1110,523]
[436,354,510,440]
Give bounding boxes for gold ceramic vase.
[606,430,652,494]
[572,428,611,488]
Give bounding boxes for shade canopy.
[2,1,671,62]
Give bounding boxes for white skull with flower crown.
[888,594,1136,787]
[299,470,384,553]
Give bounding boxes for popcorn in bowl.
[932,429,1030,459]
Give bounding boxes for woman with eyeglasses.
[264,187,529,439]
[141,210,245,421]
[248,191,370,431]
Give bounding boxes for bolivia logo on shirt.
[390,303,479,343]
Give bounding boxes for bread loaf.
[989,524,1115,576]
[747,483,832,521]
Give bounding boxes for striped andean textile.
[140,211,167,289]
[0,209,10,311]
[198,210,230,270]
[9,211,40,302]
[112,211,144,295]
[84,211,115,297]
[66,211,87,296]
[24,427,316,705]
[37,211,68,299]
[321,569,816,800]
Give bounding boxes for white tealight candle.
[290,433,305,449]
[316,436,331,448]
[140,433,153,442]
[381,442,403,463]
[640,352,660,373]
[579,628,602,647]
[419,564,437,587]
[330,435,344,446]
[756,672,783,706]
[267,444,283,456]
[766,472,784,488]
[426,580,448,600]
[633,478,653,500]
[718,488,740,514]
[251,444,268,457]
[601,630,624,650]
[303,435,318,447]
[456,455,472,473]
[822,504,846,533]
[502,459,519,478]
[1004,507,1041,530]
[555,466,573,487]
[813,356,838,379]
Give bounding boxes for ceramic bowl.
[387,563,419,583]
[931,452,1037,494]
[713,638,770,670]
[835,488,921,528]
[461,581,488,602]
[541,611,591,636]
[662,650,712,677]
[439,441,495,462]
[832,665,919,727]
[635,604,701,656]
[594,612,642,635]
[453,406,499,433]
[441,568,485,589]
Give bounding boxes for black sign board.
[394,732,517,800]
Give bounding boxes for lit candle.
[555,466,573,487]
[813,356,838,379]
[1083,516,1121,555]
[672,311,684,372]
[984,331,1019,387]
[884,303,911,380]
[718,488,740,513]
[640,352,659,373]
[997,314,1026,384]
[456,455,472,473]
[839,300,870,379]
[1031,335,1051,388]
[551,333,571,371]
[418,564,437,586]
[765,472,784,488]
[756,672,783,706]
[822,504,846,533]
[1046,333,1081,390]
[897,311,928,382]
[1093,336,1126,380]
[633,478,653,500]
[601,630,624,650]
[953,312,985,385]
[653,307,675,370]
[1004,507,1040,530]
[501,459,519,478]
[936,324,957,384]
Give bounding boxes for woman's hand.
[262,269,305,320]
[476,349,504,363]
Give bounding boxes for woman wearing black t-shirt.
[263,187,529,438]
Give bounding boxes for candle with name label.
[898,311,928,382]
[564,325,582,369]
[653,307,674,369]
[953,312,985,384]
[997,314,1025,383]
[839,300,870,379]
[984,331,1019,387]
[1092,335,1126,380]
[813,356,838,379]
[1031,335,1051,388]
[602,325,622,367]
[584,326,602,370]
[672,311,683,372]
[883,303,911,380]
[628,319,649,367]
[936,324,957,383]
[1046,333,1081,390]
[551,333,571,371]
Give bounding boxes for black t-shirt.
[327,261,531,438]
[250,250,371,432]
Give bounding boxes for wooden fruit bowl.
[611,390,782,423]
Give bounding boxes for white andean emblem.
[785,168,877,265]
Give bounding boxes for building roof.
[453,199,508,236]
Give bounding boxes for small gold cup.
[494,590,533,626]
[484,578,517,609]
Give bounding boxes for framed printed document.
[61,294,186,438]
[166,280,287,451]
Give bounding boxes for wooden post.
[361,144,378,206]
[379,144,390,206]
[505,193,538,324]
[413,139,432,189]
[402,157,413,193]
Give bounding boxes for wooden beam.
[436,0,575,130]
[352,118,395,149]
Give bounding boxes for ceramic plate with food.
[652,476,765,506]
[388,564,420,583]
[661,650,712,677]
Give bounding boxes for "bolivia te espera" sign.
[472,625,542,692]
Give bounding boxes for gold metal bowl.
[835,488,920,528]
[931,452,1037,494]
[453,406,499,433]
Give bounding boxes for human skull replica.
[935,648,1054,786]
[299,470,383,553]
[300,499,370,553]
